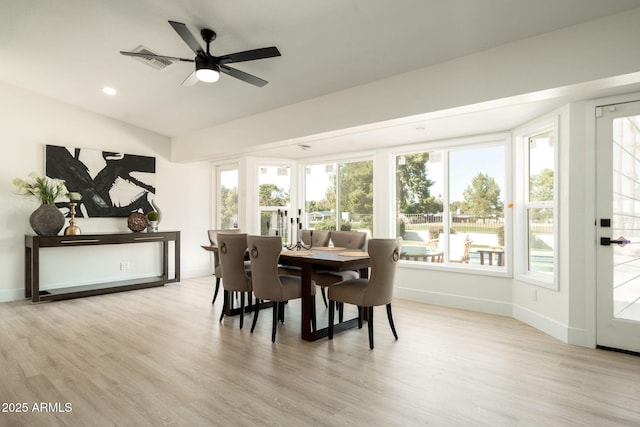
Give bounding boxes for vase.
[29,204,65,236]
[147,221,158,232]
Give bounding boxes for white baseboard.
[182,267,212,279]
[513,303,577,345]
[395,286,512,317]
[0,288,25,303]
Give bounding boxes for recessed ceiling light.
[102,86,117,96]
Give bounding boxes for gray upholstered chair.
[329,230,368,250]
[217,233,252,329]
[328,237,402,349]
[301,229,331,247]
[247,235,317,342]
[207,228,242,304]
[314,230,368,307]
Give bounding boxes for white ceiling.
[2,0,640,155]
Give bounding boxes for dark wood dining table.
[278,248,371,342]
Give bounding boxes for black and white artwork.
[45,145,156,218]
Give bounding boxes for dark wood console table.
[25,231,180,302]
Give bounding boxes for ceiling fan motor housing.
[195,55,218,72]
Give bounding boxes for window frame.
[391,133,511,276]
[255,162,294,238]
[300,153,374,234]
[215,163,240,229]
[514,118,559,290]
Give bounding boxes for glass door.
[596,99,640,353]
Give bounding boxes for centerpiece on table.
[12,172,81,236]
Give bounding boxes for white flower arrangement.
[12,172,81,205]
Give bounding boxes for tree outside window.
[305,160,373,233]
[396,143,505,267]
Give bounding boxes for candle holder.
[64,202,81,235]
[279,209,310,251]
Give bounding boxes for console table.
[25,231,180,302]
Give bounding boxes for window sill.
[399,260,512,278]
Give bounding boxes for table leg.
[32,241,40,303]
[162,240,169,280]
[24,246,31,299]
[300,263,313,341]
[174,234,181,282]
[480,251,485,265]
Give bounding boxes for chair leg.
[368,306,374,349]
[272,302,279,343]
[212,277,221,304]
[357,306,363,329]
[328,300,335,339]
[251,298,260,333]
[321,287,328,307]
[338,302,344,323]
[386,303,398,340]
[239,292,245,329]
[219,290,227,322]
[278,301,286,323]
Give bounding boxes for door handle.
[600,237,631,246]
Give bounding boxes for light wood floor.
[1,276,639,427]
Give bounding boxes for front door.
[596,99,640,353]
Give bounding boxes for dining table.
[477,248,504,266]
[400,246,443,262]
[278,246,371,342]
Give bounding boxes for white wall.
[0,82,213,302]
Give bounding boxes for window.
[304,159,373,235]
[217,165,238,229]
[395,138,506,269]
[526,131,555,276]
[258,165,291,239]
[515,120,557,288]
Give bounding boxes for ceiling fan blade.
[217,47,281,65]
[219,64,268,87]
[120,51,194,63]
[180,71,199,86]
[168,20,206,57]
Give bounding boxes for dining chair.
[314,230,368,307]
[217,233,252,329]
[328,237,402,349]
[207,228,243,304]
[329,230,368,250]
[301,229,330,247]
[247,235,317,342]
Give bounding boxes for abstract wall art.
[45,145,156,218]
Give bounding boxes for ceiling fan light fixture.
[196,67,219,83]
[195,57,219,83]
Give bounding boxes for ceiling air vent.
[128,45,174,70]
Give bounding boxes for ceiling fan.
[120,20,281,87]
